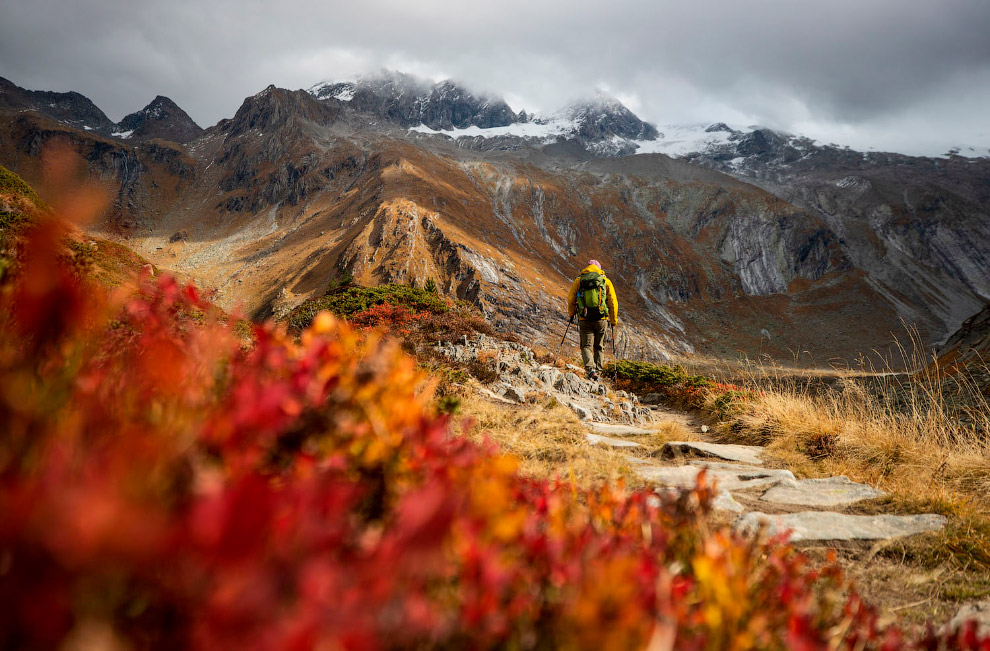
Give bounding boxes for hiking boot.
[588,371,600,382]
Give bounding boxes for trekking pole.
[553,315,575,365]
[608,322,617,379]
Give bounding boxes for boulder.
[569,402,590,420]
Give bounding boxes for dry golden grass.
[450,392,698,490]
[688,340,990,597]
[706,369,990,508]
[451,393,640,488]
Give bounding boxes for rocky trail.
[437,333,988,635]
[585,419,947,543]
[439,333,950,543]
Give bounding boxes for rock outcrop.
[435,333,653,424]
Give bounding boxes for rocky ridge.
[0,76,201,144]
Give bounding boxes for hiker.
[566,259,618,381]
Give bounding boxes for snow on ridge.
[111,130,134,139]
[633,123,738,156]
[408,114,577,141]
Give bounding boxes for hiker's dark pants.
[579,318,607,373]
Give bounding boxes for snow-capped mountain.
[309,71,516,130]
[308,73,659,155]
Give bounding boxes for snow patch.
[409,114,577,142]
[633,123,737,156]
[111,130,134,139]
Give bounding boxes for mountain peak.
[118,95,203,143]
[226,85,338,137]
[562,91,659,142]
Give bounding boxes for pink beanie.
[588,259,601,268]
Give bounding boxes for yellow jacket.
[567,265,618,325]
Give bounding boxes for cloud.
[1,0,988,154]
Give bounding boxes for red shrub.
[1,214,987,650]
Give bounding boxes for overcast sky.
[1,0,989,156]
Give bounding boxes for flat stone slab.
[734,511,947,541]
[585,433,641,448]
[635,462,794,491]
[662,441,765,465]
[760,476,886,507]
[586,422,655,437]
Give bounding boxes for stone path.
[580,412,948,544]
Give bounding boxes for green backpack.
[576,271,609,320]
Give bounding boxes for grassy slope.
[0,165,155,287]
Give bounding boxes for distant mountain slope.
[939,303,990,367]
[0,76,117,135]
[669,125,990,337]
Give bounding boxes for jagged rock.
[636,462,794,491]
[662,441,765,466]
[585,433,641,448]
[555,372,586,396]
[641,393,664,405]
[569,402,590,420]
[536,367,561,388]
[942,600,990,639]
[734,512,947,541]
[760,476,885,507]
[502,386,527,403]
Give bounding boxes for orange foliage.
[1,210,988,649]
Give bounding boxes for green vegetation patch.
[287,283,452,331]
[0,166,48,240]
[605,359,713,391]
[0,166,45,208]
